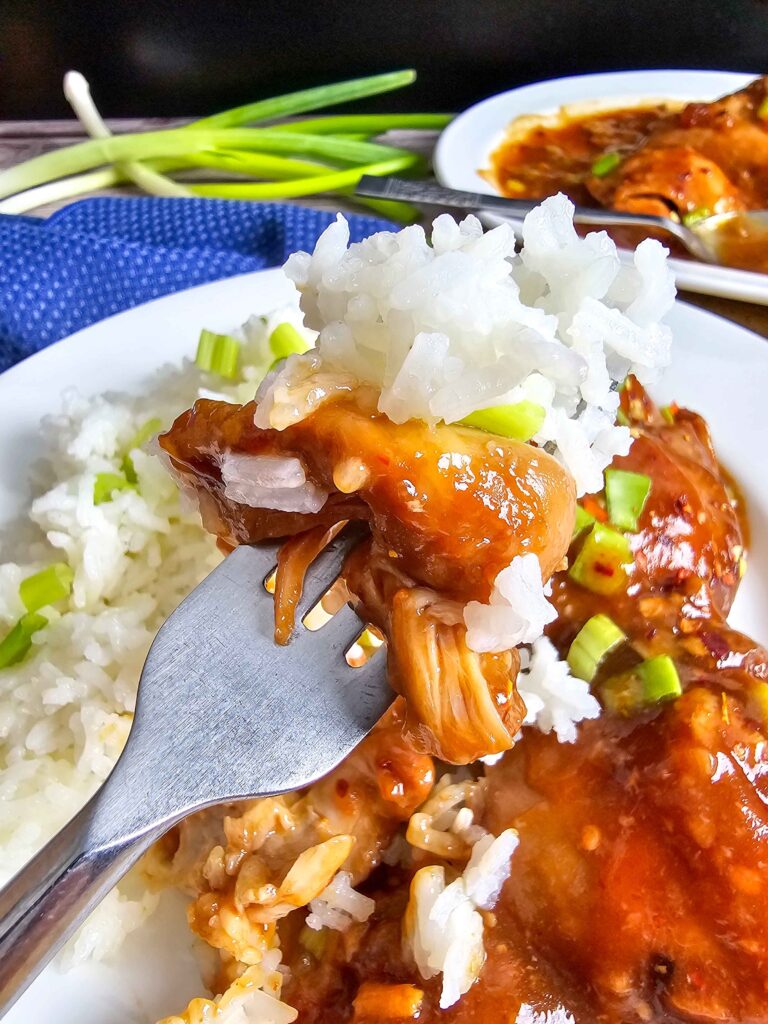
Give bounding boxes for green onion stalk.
[0,70,451,220]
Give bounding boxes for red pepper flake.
[336,778,350,798]
[377,454,390,466]
[582,495,608,523]
[593,561,615,577]
[699,629,731,663]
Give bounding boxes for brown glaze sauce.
[278,380,768,1023]
[487,75,768,273]
[488,104,677,206]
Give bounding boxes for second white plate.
[434,69,768,304]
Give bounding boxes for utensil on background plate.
[430,69,768,305]
[0,523,390,1016]
[357,175,768,269]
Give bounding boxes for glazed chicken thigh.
[160,389,575,762]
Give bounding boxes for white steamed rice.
[0,309,309,960]
[277,193,675,497]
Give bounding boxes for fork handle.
[0,781,163,1017]
[355,175,688,240]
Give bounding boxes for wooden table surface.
[2,117,767,340]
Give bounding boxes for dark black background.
[0,0,765,120]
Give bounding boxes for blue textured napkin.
[0,197,394,372]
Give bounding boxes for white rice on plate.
[0,195,674,1018]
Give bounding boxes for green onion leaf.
[269,323,310,363]
[0,612,48,669]
[194,70,417,130]
[299,924,328,958]
[758,96,768,121]
[682,207,712,227]
[94,472,133,505]
[268,113,453,135]
[572,505,596,540]
[605,468,651,532]
[189,152,419,201]
[660,405,676,425]
[19,563,74,614]
[567,614,626,681]
[461,401,546,442]
[616,408,630,427]
[638,655,682,703]
[196,330,241,379]
[591,152,621,177]
[569,522,633,595]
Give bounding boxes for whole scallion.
[0,70,448,219]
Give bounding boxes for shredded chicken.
[147,703,433,966]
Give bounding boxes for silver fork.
[0,523,390,1016]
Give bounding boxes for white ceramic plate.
[434,69,768,304]
[1,269,768,1020]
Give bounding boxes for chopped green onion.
[605,468,651,532]
[122,417,163,483]
[94,472,133,505]
[638,655,682,703]
[572,504,596,540]
[599,670,644,716]
[591,152,621,177]
[19,563,73,613]
[461,401,546,442]
[660,405,676,424]
[299,924,328,958]
[567,614,626,681]
[682,207,712,227]
[758,96,768,121]
[195,330,241,379]
[569,522,633,595]
[0,612,48,669]
[269,323,310,362]
[616,408,630,427]
[128,417,163,452]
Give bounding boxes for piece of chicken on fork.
[159,386,575,763]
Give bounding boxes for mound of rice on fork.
[0,194,675,1020]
